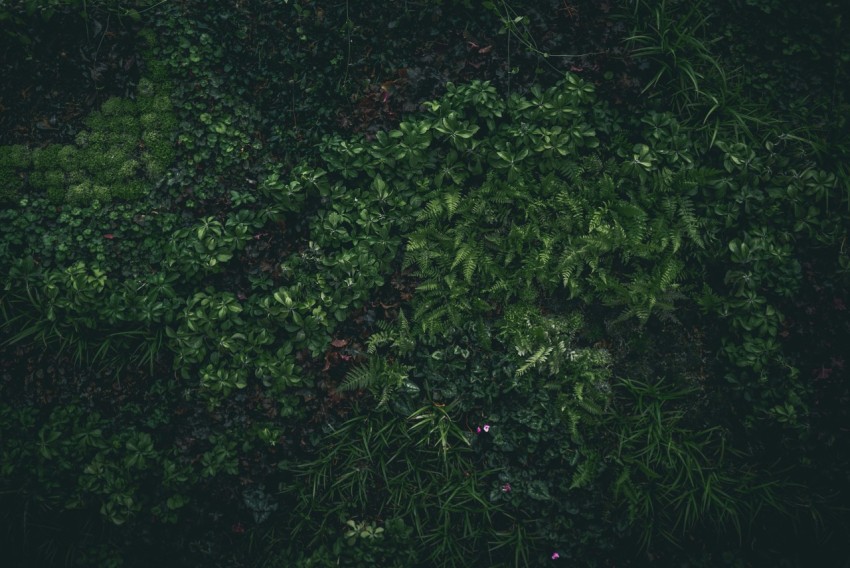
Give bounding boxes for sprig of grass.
[612,376,790,550]
[282,407,511,566]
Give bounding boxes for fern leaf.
[570,453,599,490]
[444,190,461,218]
[377,385,392,408]
[517,346,552,376]
[462,256,477,283]
[417,197,444,222]
[451,244,474,271]
[339,359,383,392]
[656,257,682,290]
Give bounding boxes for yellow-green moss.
[0,25,176,208]
[0,145,30,202]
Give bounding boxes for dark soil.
[0,7,143,146]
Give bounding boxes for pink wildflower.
[551,552,560,560]
[501,483,512,493]
[483,424,490,433]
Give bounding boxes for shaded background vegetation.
[1,0,849,566]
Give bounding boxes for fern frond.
[570,452,599,490]
[516,345,553,376]
[462,256,477,283]
[366,329,394,354]
[417,197,445,222]
[377,385,392,408]
[339,359,384,392]
[443,190,461,218]
[397,308,409,333]
[566,409,581,440]
[415,280,440,292]
[560,265,582,295]
[451,243,474,271]
[677,197,703,248]
[558,160,585,183]
[656,257,683,290]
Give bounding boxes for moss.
[0,145,31,202]
[67,182,111,204]
[137,78,156,99]
[27,170,46,190]
[155,114,178,133]
[101,97,135,117]
[80,133,136,167]
[118,159,140,179]
[90,160,124,185]
[0,145,31,168]
[67,169,86,184]
[139,112,159,130]
[84,111,107,131]
[30,169,65,192]
[142,130,174,165]
[66,182,92,204]
[8,28,175,208]
[47,183,66,204]
[152,95,172,114]
[84,147,140,185]
[57,145,78,171]
[136,27,156,48]
[44,169,65,189]
[0,170,22,202]
[104,150,128,168]
[92,184,110,201]
[75,131,91,148]
[142,153,166,179]
[31,168,67,203]
[113,180,147,200]
[74,148,101,176]
[0,168,20,187]
[105,116,142,138]
[139,112,177,137]
[107,132,140,155]
[32,146,62,170]
[143,59,170,85]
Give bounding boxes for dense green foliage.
[1,0,849,566]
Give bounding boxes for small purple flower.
[551,552,560,560]
[476,426,482,434]
[482,424,490,433]
[501,483,512,493]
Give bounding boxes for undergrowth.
[1,0,849,566]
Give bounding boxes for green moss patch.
[0,29,176,206]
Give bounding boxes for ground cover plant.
[1,0,849,566]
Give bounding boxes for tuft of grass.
[625,0,782,144]
[611,376,791,550]
[279,405,514,566]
